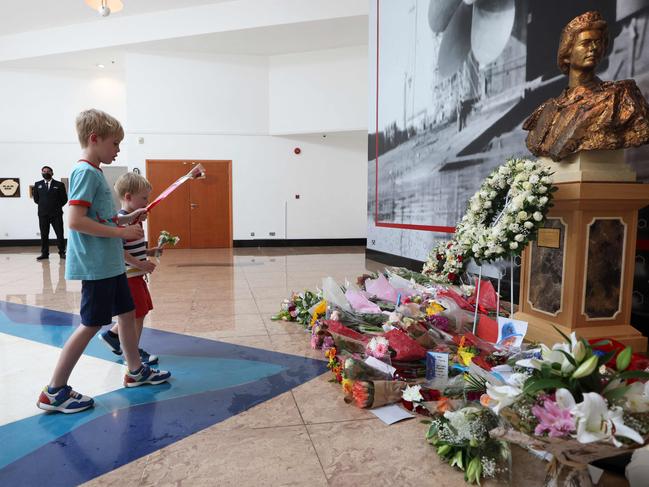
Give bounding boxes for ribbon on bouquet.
[146,163,206,212]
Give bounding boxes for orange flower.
[480,394,491,408]
[324,347,337,360]
[352,381,371,408]
[436,397,453,414]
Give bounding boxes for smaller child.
[99,172,160,365]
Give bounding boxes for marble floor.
[0,246,625,486]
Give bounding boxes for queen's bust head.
[557,11,609,89]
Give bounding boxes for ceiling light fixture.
[96,64,105,68]
[84,0,124,17]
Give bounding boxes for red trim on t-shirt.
[69,199,91,207]
[78,159,102,172]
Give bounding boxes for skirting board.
[0,239,67,247]
[233,238,366,248]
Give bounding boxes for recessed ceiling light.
[96,64,105,69]
[84,0,124,17]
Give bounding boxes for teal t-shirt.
[65,161,125,281]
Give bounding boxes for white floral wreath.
[454,158,554,263]
[422,239,465,284]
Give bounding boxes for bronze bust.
[523,11,649,162]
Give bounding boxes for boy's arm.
[69,205,143,240]
[124,250,156,273]
[115,208,148,226]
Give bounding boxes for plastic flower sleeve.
[364,273,399,303]
[321,277,352,312]
[344,289,381,313]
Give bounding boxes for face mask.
[42,173,52,180]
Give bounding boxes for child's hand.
[138,260,156,273]
[128,208,148,224]
[120,225,144,241]
[146,247,163,257]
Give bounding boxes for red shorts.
[128,275,153,319]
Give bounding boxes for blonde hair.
[114,172,152,199]
[75,109,124,148]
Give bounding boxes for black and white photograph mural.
[367,0,649,326]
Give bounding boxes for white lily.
[573,392,644,446]
[543,344,574,373]
[625,381,649,413]
[555,388,576,410]
[483,373,527,414]
[402,384,424,403]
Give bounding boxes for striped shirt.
[118,209,147,278]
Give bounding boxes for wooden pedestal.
[515,182,649,352]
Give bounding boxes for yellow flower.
[458,349,475,366]
[426,302,444,316]
[342,378,353,395]
[310,300,328,326]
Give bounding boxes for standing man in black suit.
[33,165,68,260]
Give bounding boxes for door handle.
[190,203,199,209]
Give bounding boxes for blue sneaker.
[124,365,171,388]
[139,348,159,366]
[36,385,94,414]
[99,330,122,355]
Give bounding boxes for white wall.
[0,68,126,240]
[1,48,368,242]
[125,132,367,240]
[269,45,367,134]
[126,52,269,135]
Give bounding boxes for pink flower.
[322,336,334,350]
[532,399,576,438]
[310,335,319,350]
[374,343,389,357]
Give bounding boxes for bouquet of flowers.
[422,239,466,284]
[153,230,180,259]
[425,406,511,484]
[347,379,407,409]
[366,336,390,360]
[476,329,649,486]
[271,290,322,327]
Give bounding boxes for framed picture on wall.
[29,185,35,199]
[0,178,20,198]
[61,177,69,192]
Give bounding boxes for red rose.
[447,273,456,282]
[420,388,441,401]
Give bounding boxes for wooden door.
[145,160,232,249]
[146,161,191,249]
[189,161,232,248]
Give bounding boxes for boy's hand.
[120,225,144,241]
[146,247,163,257]
[128,208,148,224]
[138,260,157,273]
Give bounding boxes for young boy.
[99,172,159,366]
[37,109,171,414]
